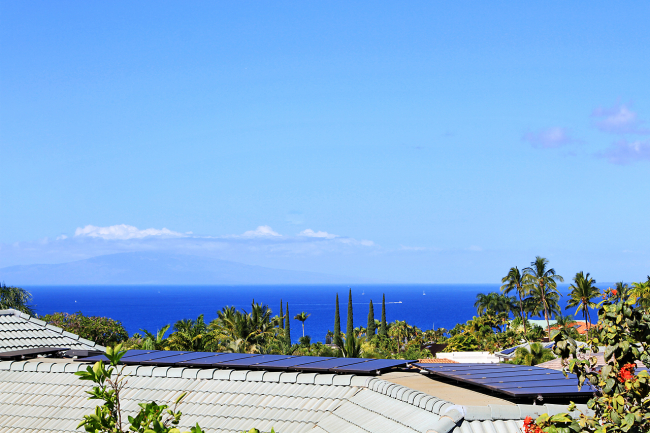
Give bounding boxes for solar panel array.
[415,363,596,398]
[78,350,415,375]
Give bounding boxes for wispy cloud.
[240,225,282,238]
[1,224,380,268]
[592,104,648,135]
[75,224,186,240]
[299,229,338,239]
[523,127,578,148]
[597,139,650,165]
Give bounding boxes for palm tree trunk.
[302,322,305,337]
[518,289,526,335]
[585,306,590,331]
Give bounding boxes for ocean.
[24,284,605,343]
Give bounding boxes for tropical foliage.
[511,342,554,366]
[526,284,650,433]
[524,256,564,340]
[0,283,35,315]
[43,311,128,346]
[566,271,600,330]
[76,345,205,433]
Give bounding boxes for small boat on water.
[423,291,426,295]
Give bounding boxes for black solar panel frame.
[253,356,336,370]
[291,357,371,372]
[0,347,70,361]
[77,349,158,363]
[175,353,257,367]
[218,354,295,369]
[122,351,192,365]
[329,358,415,374]
[137,352,219,366]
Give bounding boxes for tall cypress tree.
[280,300,284,329]
[347,288,354,338]
[285,302,291,342]
[367,300,375,337]
[380,293,387,337]
[334,293,341,340]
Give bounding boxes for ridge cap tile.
[489,404,521,420]
[166,367,185,378]
[36,362,54,372]
[45,324,63,333]
[28,317,47,326]
[135,365,155,377]
[212,369,233,380]
[332,374,354,386]
[262,371,282,382]
[245,370,265,382]
[279,372,299,383]
[151,367,170,377]
[230,370,249,381]
[296,373,318,384]
[462,406,492,421]
[61,330,80,340]
[313,373,334,385]
[10,360,29,371]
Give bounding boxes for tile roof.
[0,309,105,354]
[0,359,556,433]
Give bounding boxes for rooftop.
[0,309,105,354]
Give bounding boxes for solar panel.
[500,347,517,355]
[121,351,190,365]
[0,347,70,361]
[292,357,371,372]
[417,363,595,398]
[253,356,336,370]
[330,358,415,374]
[176,353,256,367]
[76,349,158,363]
[216,354,294,368]
[138,352,218,366]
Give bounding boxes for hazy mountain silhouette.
[0,252,373,285]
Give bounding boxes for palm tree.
[474,292,513,316]
[566,271,600,330]
[501,267,530,334]
[140,324,170,350]
[513,342,555,366]
[524,256,564,340]
[167,315,207,351]
[294,311,311,337]
[630,277,650,311]
[0,283,35,315]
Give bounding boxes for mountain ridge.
[0,252,375,285]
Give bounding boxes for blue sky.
[1,2,649,283]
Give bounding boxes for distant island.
[0,251,377,285]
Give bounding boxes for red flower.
[618,363,636,383]
[612,289,618,296]
[523,416,543,433]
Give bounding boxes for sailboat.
[423,290,426,295]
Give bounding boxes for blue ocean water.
[24,284,604,343]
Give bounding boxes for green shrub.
[42,311,128,346]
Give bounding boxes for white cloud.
[241,225,282,238]
[523,127,578,148]
[468,245,483,252]
[598,139,650,165]
[592,104,648,134]
[74,224,185,240]
[56,235,68,240]
[298,229,339,239]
